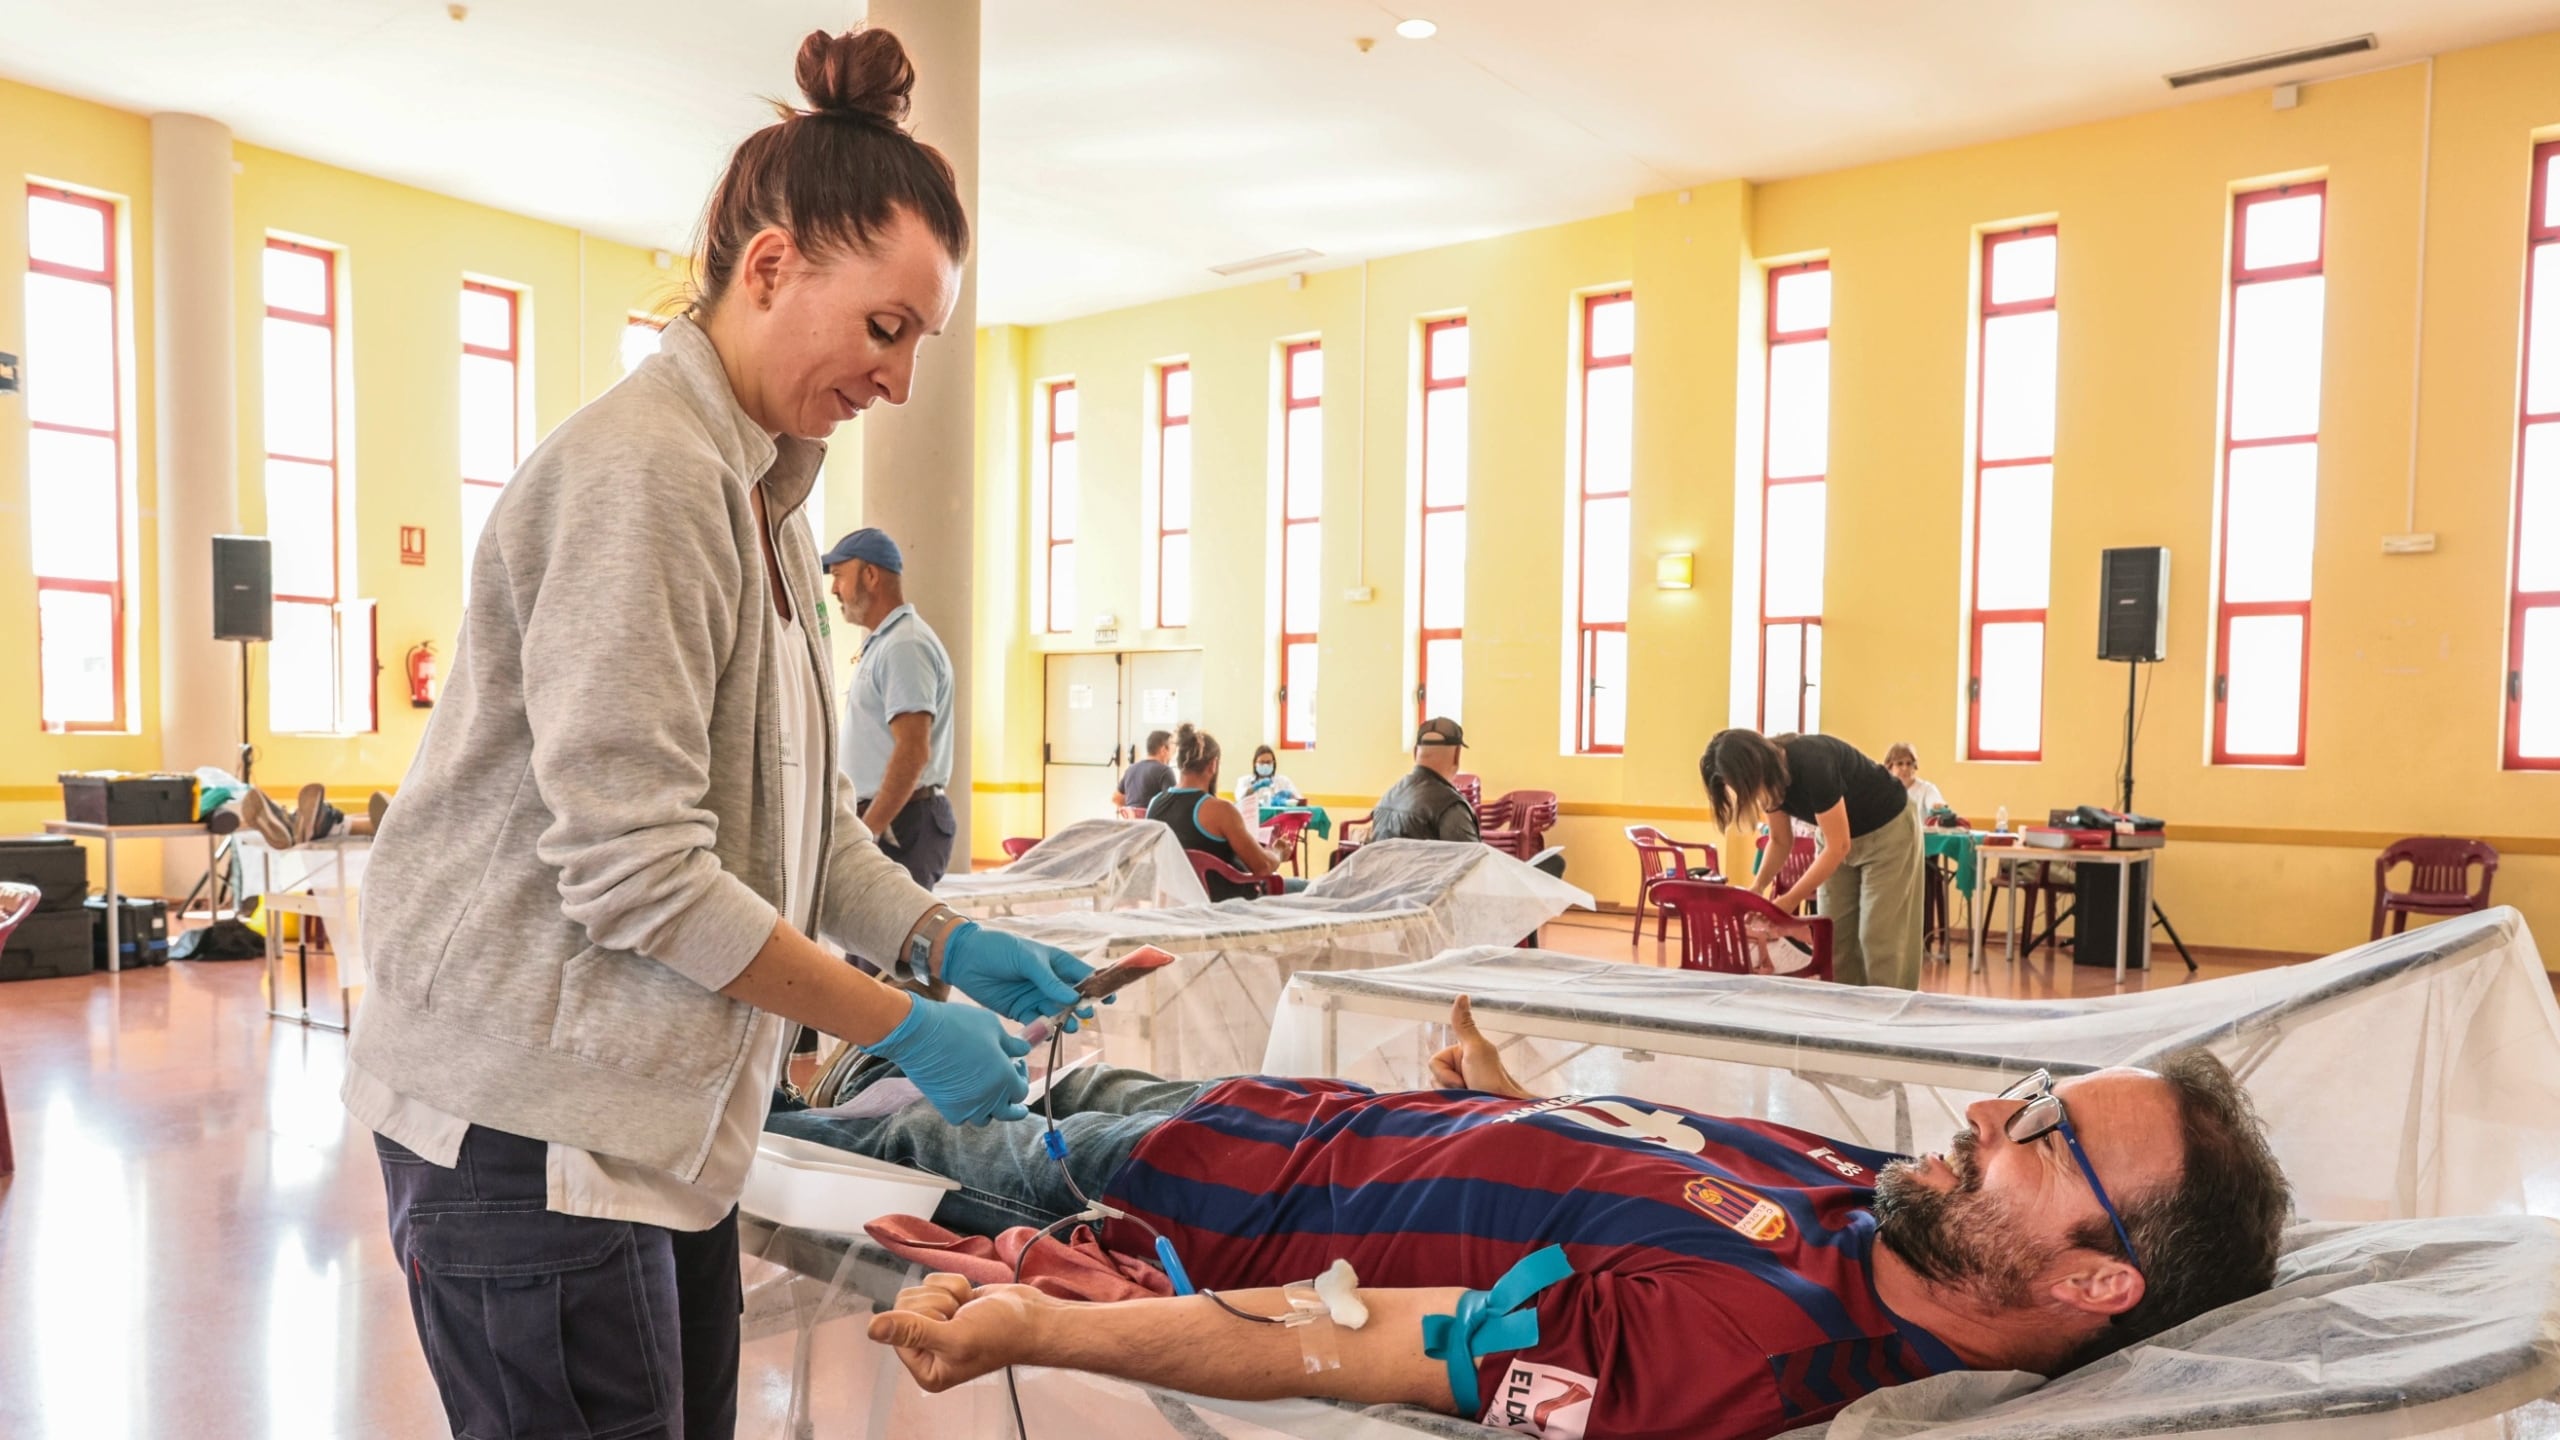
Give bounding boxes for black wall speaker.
[2097,546,2169,663]
[212,535,273,643]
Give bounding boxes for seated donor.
[1884,741,1952,822]
[785,1001,2291,1440]
[1368,716,1479,843]
[1704,729,1927,990]
[1232,743,1302,817]
[1114,729,1177,813]
[1145,724,1304,900]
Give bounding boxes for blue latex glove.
[867,994,1033,1125]
[939,920,1097,1029]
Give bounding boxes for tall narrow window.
[25,185,127,732]
[2508,143,2560,769]
[2213,183,2326,766]
[1156,362,1192,629]
[620,313,666,375]
[1572,293,1634,754]
[1968,228,2059,760]
[263,238,370,734]
[1043,381,1077,634]
[1279,342,1323,749]
[1759,263,1830,735]
[1418,318,1469,725]
[459,280,523,574]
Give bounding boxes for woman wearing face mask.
[1232,743,1301,818]
[345,30,1093,1438]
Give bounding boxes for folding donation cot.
[932,818,1209,918]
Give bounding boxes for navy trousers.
[375,1126,741,1440]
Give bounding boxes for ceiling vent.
[2165,34,2377,89]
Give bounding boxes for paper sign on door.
[1141,688,1179,724]
[1068,684,1094,710]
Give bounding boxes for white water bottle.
[1994,805,2010,834]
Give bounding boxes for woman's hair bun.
[795,27,915,127]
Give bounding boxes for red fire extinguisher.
[406,642,438,708]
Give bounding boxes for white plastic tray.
[740,1132,960,1234]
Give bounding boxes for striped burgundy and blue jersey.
[1100,1078,1966,1440]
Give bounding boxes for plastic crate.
[87,895,170,969]
[60,773,198,826]
[1,909,95,981]
[0,836,89,911]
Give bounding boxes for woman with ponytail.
[349,31,1092,1436]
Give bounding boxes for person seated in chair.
[776,1002,2291,1440]
[1145,724,1305,900]
[1368,716,1479,844]
[1113,730,1177,813]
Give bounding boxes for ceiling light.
[1209,247,1323,277]
[1395,18,1438,40]
[2164,34,2376,88]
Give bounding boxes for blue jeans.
[374,1126,741,1440]
[764,1058,1212,1236]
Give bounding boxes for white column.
[862,0,979,867]
[151,113,241,894]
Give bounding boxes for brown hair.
[2062,1049,2293,1369]
[1883,742,1919,769]
[1173,724,1221,777]
[689,27,971,315]
[1699,729,1793,829]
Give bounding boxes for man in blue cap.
[825,527,956,888]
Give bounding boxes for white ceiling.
[3,1,2556,325]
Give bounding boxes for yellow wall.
[982,33,2560,961]
[3,79,679,877]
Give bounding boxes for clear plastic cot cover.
[1264,908,2560,1223]
[932,817,1210,916]
[983,839,1591,1078]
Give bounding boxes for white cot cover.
[934,818,1209,916]
[1264,908,2560,1222]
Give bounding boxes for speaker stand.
[2117,659,2196,973]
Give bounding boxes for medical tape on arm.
[1420,1245,1574,1415]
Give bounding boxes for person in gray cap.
[827,526,956,888]
[1367,716,1480,843]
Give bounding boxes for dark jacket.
[1368,766,1479,844]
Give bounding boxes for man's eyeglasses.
[1996,1069,2143,1273]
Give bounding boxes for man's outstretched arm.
[869,1274,1466,1412]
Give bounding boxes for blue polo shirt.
[842,604,953,797]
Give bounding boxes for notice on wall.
[1068,684,1094,711]
[1141,688,1179,724]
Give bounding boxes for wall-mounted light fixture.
[1656,552,1695,590]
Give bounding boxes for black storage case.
[87,895,170,969]
[0,835,90,911]
[2,909,96,981]
[60,774,197,827]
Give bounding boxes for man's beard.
[1873,1128,2051,1309]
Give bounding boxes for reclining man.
[770,1000,2290,1440]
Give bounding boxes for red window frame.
[1759,262,1828,735]
[1044,381,1075,634]
[1156,362,1190,630]
[1417,317,1467,726]
[26,184,128,733]
[266,236,344,692]
[461,279,521,523]
[2509,143,2560,769]
[1574,292,1632,755]
[1279,341,1322,750]
[2211,181,2325,767]
[1967,227,2057,762]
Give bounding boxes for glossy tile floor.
[0,910,2421,1438]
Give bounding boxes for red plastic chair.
[1328,814,1373,871]
[1116,806,1146,820]
[2371,837,2499,939]
[1751,830,1820,900]
[1626,826,1719,946]
[1651,880,1833,980]
[0,880,35,1176]
[1480,790,1558,861]
[1185,849,1286,897]
[1988,858,2073,959]
[1453,773,1484,817]
[1264,810,1315,877]
[999,837,1039,862]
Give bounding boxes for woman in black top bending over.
[1700,729,1925,989]
[1146,724,1300,901]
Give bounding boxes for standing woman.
[1700,729,1926,989]
[346,30,1092,1439]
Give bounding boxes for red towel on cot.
[863,1214,1175,1303]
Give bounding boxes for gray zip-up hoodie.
[345,317,934,1180]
